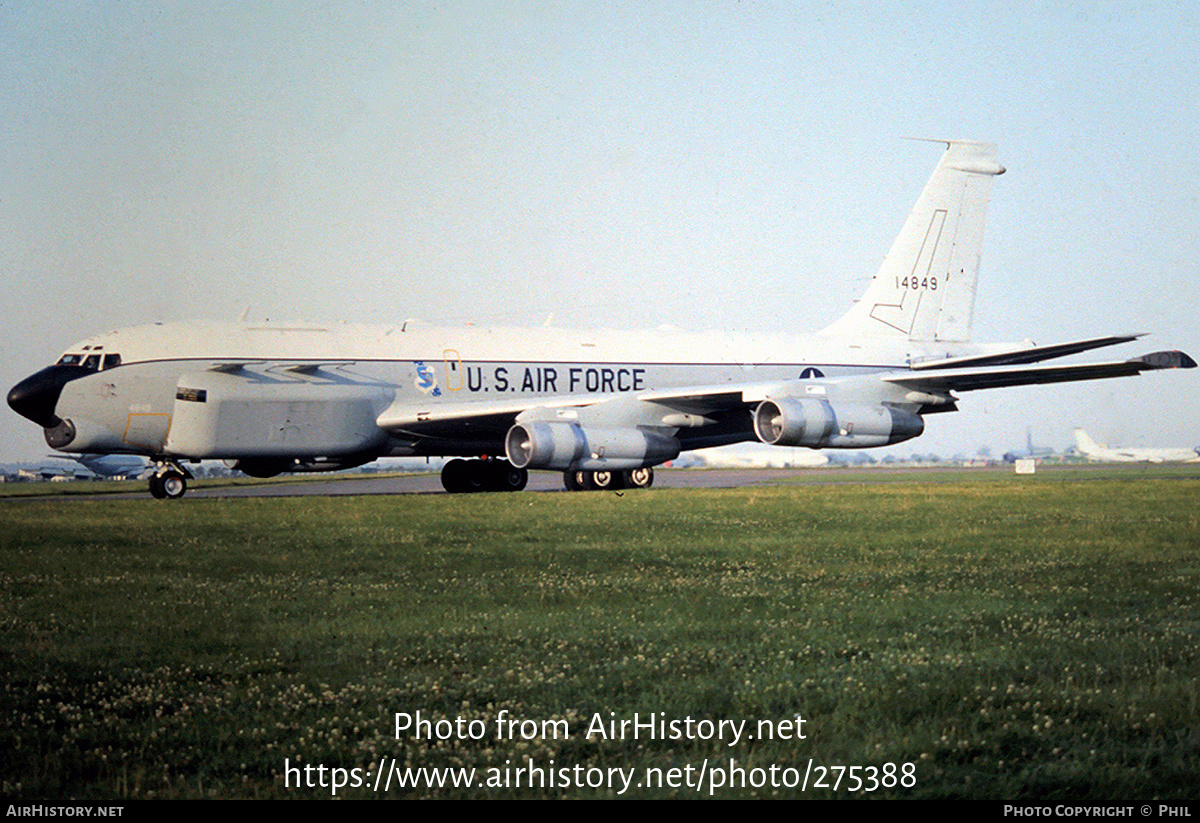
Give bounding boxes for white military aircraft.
[7,141,1195,498]
[1073,429,1199,463]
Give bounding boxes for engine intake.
[506,422,680,470]
[753,398,923,449]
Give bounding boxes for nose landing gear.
[149,461,194,499]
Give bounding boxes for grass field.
[1,465,1197,799]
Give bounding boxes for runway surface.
[8,463,1164,501]
[11,467,895,500]
[181,468,806,497]
[121,464,1070,499]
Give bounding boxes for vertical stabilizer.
[821,140,1004,342]
[1073,428,1104,456]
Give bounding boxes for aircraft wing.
[908,334,1146,370]
[376,384,772,440]
[375,382,791,462]
[377,379,789,428]
[375,351,1195,449]
[885,350,1196,393]
[621,349,1194,410]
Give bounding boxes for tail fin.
[1073,428,1103,455]
[821,140,1005,343]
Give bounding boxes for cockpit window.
[56,353,120,371]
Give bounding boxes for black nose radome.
[7,365,91,429]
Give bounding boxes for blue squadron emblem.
[414,362,441,396]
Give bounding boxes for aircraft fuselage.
[18,320,927,462]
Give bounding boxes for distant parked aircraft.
[1073,428,1199,463]
[36,453,147,480]
[1003,429,1054,463]
[690,444,829,469]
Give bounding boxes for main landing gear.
[563,467,654,492]
[148,460,194,499]
[440,458,528,493]
[438,460,655,494]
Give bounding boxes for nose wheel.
[149,462,193,499]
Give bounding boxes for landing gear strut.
[149,460,194,499]
[441,458,528,493]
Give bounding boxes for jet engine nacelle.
[753,398,924,449]
[506,422,680,471]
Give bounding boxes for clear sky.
[2,1,1197,462]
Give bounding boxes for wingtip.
[1131,350,1197,370]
